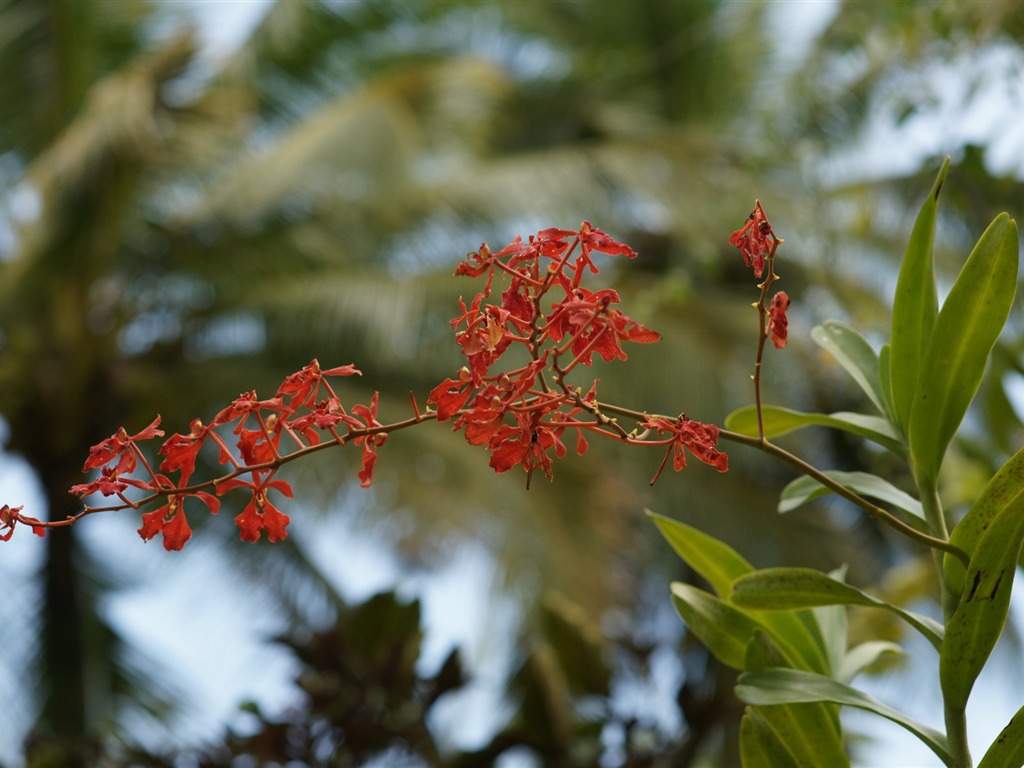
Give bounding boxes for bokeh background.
[2,1,1024,766]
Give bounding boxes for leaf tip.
[933,156,951,201]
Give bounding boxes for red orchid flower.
[729,200,775,278]
[137,491,220,552]
[768,291,790,349]
[351,392,386,488]
[217,472,293,543]
[642,414,729,484]
[82,416,164,475]
[276,359,361,409]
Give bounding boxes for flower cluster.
[730,201,789,349]
[431,222,725,487]
[0,210,798,548]
[67,361,370,551]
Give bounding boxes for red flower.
[234,490,291,543]
[82,416,164,475]
[768,291,790,349]
[642,414,729,482]
[455,242,499,295]
[236,417,284,466]
[217,472,293,543]
[501,276,535,326]
[449,293,518,383]
[572,221,637,284]
[729,201,775,279]
[211,391,292,431]
[545,286,660,365]
[454,389,507,447]
[70,466,128,498]
[351,392,386,488]
[158,418,221,485]
[428,376,474,421]
[0,504,26,542]
[486,404,569,487]
[286,398,357,444]
[137,492,219,552]
[277,359,361,408]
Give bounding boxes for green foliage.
[740,630,848,768]
[778,471,923,521]
[945,446,1024,595]
[725,405,904,456]
[940,491,1024,713]
[651,513,848,764]
[979,704,1024,768]
[735,669,954,767]
[731,567,942,651]
[810,321,890,418]
[889,158,947,437]
[907,213,1019,483]
[656,165,1024,768]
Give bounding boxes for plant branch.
[719,429,970,568]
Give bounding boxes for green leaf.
[811,321,888,416]
[890,157,948,435]
[731,567,943,651]
[812,567,849,678]
[836,641,904,685]
[743,631,849,767]
[735,668,955,767]
[650,512,831,674]
[778,470,923,521]
[878,344,897,426]
[670,583,762,670]
[908,214,1019,482]
[944,445,1024,597]
[979,703,1024,768]
[648,510,753,597]
[740,709,802,768]
[940,488,1024,712]
[724,405,905,457]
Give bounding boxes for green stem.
[917,476,961,622]
[945,705,972,768]
[918,475,971,767]
[918,478,950,542]
[720,429,970,569]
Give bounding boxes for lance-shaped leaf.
[878,344,897,425]
[778,470,923,521]
[731,567,943,651]
[908,214,1019,482]
[741,630,849,767]
[725,405,905,457]
[944,445,1024,597]
[812,321,888,417]
[940,489,1024,712]
[835,641,904,685]
[671,583,762,670]
[890,158,948,435]
[740,709,802,768]
[736,668,955,767]
[651,512,830,674]
[812,566,849,677]
[979,703,1024,768]
[648,510,753,597]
